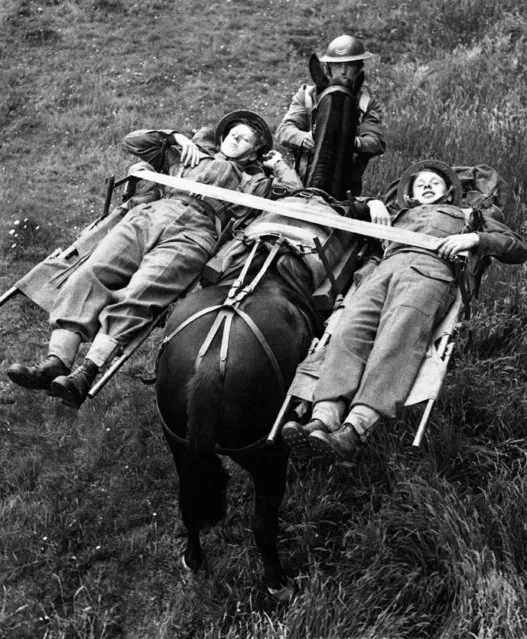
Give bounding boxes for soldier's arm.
[244,151,303,200]
[275,85,313,150]
[123,128,203,171]
[122,129,177,171]
[472,214,527,264]
[355,91,386,158]
[436,215,527,264]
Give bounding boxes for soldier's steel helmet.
[215,110,273,155]
[396,159,463,207]
[319,35,373,63]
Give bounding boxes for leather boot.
[281,418,329,456]
[49,359,99,409]
[309,423,362,463]
[6,355,70,391]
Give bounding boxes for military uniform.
[313,201,527,418]
[49,126,302,357]
[7,114,303,407]
[275,82,385,196]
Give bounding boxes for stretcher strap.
[129,168,444,251]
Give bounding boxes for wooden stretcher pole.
[411,314,459,447]
[129,169,444,251]
[0,286,19,308]
[88,307,170,399]
[412,400,436,448]
[266,395,295,445]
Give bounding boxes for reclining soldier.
[281,159,527,463]
[275,34,386,195]
[7,110,302,409]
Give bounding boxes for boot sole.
[309,432,357,465]
[6,369,50,391]
[49,379,83,409]
[281,425,313,457]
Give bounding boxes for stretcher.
[266,281,468,448]
[264,164,512,448]
[0,164,501,406]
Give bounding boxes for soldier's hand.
[367,200,391,226]
[172,133,200,167]
[262,150,285,171]
[302,131,315,150]
[436,233,480,259]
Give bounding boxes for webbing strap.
[129,168,444,251]
[161,304,224,348]
[196,309,228,368]
[157,396,271,455]
[231,239,284,304]
[161,238,286,394]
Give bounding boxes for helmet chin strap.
[407,185,454,207]
[221,143,260,163]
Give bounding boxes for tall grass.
[1,0,527,637]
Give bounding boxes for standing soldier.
[276,34,386,196]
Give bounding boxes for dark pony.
[305,53,359,200]
[155,63,361,595]
[156,254,318,595]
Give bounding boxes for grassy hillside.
[1,0,527,637]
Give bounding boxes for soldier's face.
[412,171,448,204]
[327,61,361,82]
[220,124,258,159]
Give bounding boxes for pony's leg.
[233,444,290,593]
[171,445,204,572]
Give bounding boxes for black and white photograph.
[1,0,527,636]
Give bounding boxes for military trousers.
[313,251,457,418]
[50,199,217,346]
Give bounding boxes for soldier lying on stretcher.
[281,159,527,463]
[6,110,303,409]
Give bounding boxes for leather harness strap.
[157,396,272,456]
[158,238,288,454]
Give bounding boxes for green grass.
[2,0,527,637]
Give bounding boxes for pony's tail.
[179,362,229,529]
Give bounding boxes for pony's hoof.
[181,554,192,572]
[267,578,295,602]
[181,550,203,573]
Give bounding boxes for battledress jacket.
[123,125,303,217]
[275,83,386,194]
[312,200,527,418]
